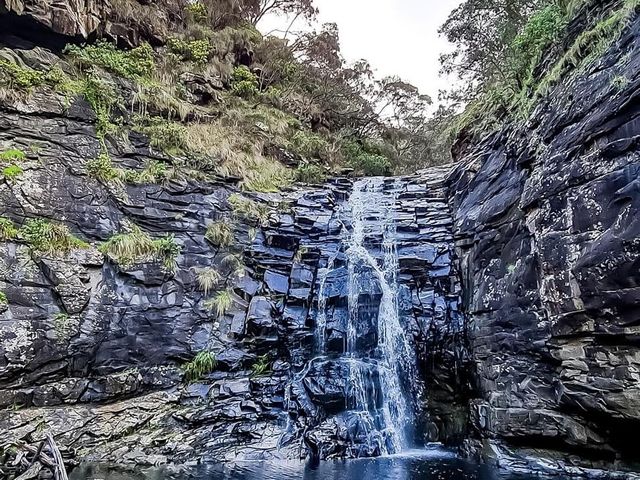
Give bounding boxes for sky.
[260,0,463,104]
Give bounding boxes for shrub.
[230,66,259,98]
[186,2,208,23]
[509,4,566,88]
[0,291,7,305]
[289,130,331,160]
[2,164,23,181]
[86,152,122,183]
[65,41,155,80]
[242,159,293,193]
[0,148,26,162]
[100,225,180,271]
[0,218,18,241]
[183,350,217,383]
[0,60,66,90]
[342,140,391,176]
[134,117,187,156]
[295,163,327,184]
[205,222,234,247]
[167,37,212,64]
[81,75,119,139]
[125,161,170,184]
[20,219,88,254]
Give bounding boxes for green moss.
[20,219,88,255]
[0,217,18,241]
[0,291,7,305]
[183,350,217,383]
[100,225,180,271]
[65,41,155,81]
[2,164,23,181]
[167,37,212,64]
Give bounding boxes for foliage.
[205,222,234,247]
[342,140,391,176]
[81,75,119,139]
[186,2,208,23]
[0,217,18,241]
[0,59,65,90]
[206,288,234,317]
[195,267,222,294]
[251,354,270,376]
[65,41,155,80]
[100,225,180,271]
[86,152,122,183]
[183,351,217,382]
[228,194,270,225]
[295,163,327,183]
[230,66,259,98]
[509,3,566,89]
[2,164,23,181]
[134,117,187,155]
[20,219,88,255]
[0,291,6,305]
[0,148,26,162]
[167,37,212,64]
[289,130,330,160]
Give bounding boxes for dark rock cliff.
[448,1,640,476]
[1,0,639,478]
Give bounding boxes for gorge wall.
[448,2,640,475]
[0,0,639,478]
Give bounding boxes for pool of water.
[69,448,541,480]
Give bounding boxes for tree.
[243,0,318,25]
[439,0,544,101]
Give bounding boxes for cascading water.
[305,177,420,456]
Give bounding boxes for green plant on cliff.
[205,288,233,317]
[195,267,222,295]
[2,164,23,181]
[0,148,26,162]
[0,218,18,241]
[100,225,180,271]
[0,59,66,91]
[183,350,217,382]
[228,194,270,226]
[133,116,187,156]
[65,41,155,81]
[167,37,212,64]
[295,163,328,184]
[251,354,271,377]
[205,222,234,248]
[20,219,88,255]
[0,292,7,306]
[81,75,119,140]
[230,66,259,98]
[86,152,123,184]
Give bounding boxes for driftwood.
[1,435,69,480]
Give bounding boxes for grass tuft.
[183,350,217,383]
[20,219,88,255]
[100,225,180,271]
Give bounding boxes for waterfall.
[312,178,419,456]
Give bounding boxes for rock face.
[448,4,640,476]
[0,0,177,47]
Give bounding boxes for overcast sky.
[260,0,463,103]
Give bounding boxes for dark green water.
[69,448,544,480]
